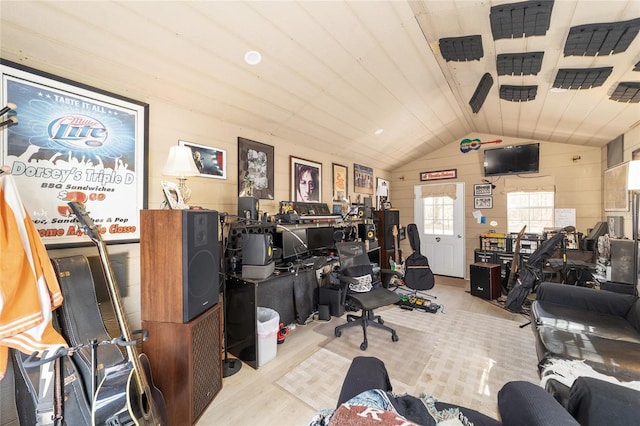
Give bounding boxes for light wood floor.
[197,277,529,425]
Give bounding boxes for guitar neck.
[94,240,147,394]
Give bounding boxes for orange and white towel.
[0,173,67,380]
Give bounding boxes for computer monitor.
[280,228,308,260]
[307,226,334,252]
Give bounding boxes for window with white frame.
[422,196,454,235]
[507,191,554,234]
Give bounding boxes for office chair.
[401,224,436,300]
[334,241,401,350]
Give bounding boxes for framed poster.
[0,59,148,246]
[474,183,492,196]
[332,163,348,201]
[354,163,374,195]
[604,162,629,211]
[291,156,322,202]
[237,137,274,200]
[474,196,493,209]
[179,140,226,179]
[376,177,390,210]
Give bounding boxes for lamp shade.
[163,145,199,177]
[628,160,640,191]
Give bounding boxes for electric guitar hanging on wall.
[459,138,502,153]
[390,225,404,274]
[68,201,168,426]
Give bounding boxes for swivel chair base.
[334,307,399,351]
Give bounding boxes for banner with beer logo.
[1,60,148,246]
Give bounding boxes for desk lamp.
[163,145,199,203]
[627,160,640,296]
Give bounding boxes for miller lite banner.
[1,60,148,246]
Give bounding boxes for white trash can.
[257,307,279,367]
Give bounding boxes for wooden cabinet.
[142,304,222,425]
[374,210,400,270]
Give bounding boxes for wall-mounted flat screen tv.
[483,143,540,177]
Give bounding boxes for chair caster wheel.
[392,334,399,342]
[335,329,342,337]
[360,341,368,351]
[378,318,384,325]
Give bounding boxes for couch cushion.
[536,282,636,317]
[536,326,640,381]
[532,302,640,343]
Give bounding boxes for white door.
[414,183,465,278]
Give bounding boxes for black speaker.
[358,223,376,241]
[242,233,273,266]
[238,196,259,220]
[470,262,501,300]
[184,211,220,322]
[140,210,219,324]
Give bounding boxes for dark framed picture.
[291,156,322,202]
[332,163,348,201]
[0,59,148,247]
[237,137,274,200]
[179,140,226,179]
[474,183,492,196]
[474,196,493,209]
[354,163,374,195]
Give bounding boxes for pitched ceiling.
[1,1,639,171]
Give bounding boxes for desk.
[225,269,316,369]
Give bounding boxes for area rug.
[312,313,438,386]
[276,307,540,419]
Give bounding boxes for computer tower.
[610,239,635,284]
[318,286,346,317]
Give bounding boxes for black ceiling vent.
[552,67,613,89]
[469,73,494,113]
[609,82,640,103]
[500,85,538,102]
[439,35,483,61]
[496,52,544,75]
[634,61,640,72]
[564,18,640,56]
[490,0,554,40]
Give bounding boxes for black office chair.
[334,241,401,350]
[402,223,436,300]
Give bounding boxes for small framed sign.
[474,183,492,196]
[420,169,457,181]
[474,196,493,209]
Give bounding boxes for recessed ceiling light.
[375,128,384,135]
[550,87,567,93]
[244,50,262,65]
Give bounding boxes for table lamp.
[163,145,199,202]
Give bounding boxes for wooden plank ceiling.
[1,1,639,171]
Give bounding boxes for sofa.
[530,282,640,422]
[531,282,640,382]
[316,356,640,426]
